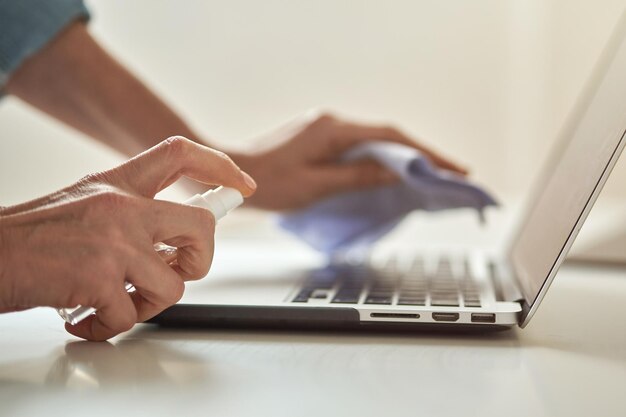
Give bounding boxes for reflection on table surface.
[0,263,624,417]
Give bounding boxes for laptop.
[151,13,626,332]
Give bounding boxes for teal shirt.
[0,0,90,91]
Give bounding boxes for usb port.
[471,313,496,323]
[432,312,459,322]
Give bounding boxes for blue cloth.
[0,0,90,91]
[278,142,498,253]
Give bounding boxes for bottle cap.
[185,186,244,221]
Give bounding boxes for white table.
[1,234,625,417]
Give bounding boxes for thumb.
[103,136,257,198]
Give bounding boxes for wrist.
[0,212,31,310]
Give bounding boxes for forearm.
[5,22,203,157]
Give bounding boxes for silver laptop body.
[151,12,626,331]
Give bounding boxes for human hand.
[230,111,468,210]
[0,137,256,341]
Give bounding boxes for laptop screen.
[508,13,626,325]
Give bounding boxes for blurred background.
[1,0,625,260]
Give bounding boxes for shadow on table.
[132,322,522,350]
[128,324,526,382]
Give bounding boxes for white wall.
[1,0,625,206]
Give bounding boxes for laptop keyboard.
[291,256,483,308]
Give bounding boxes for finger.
[311,160,400,198]
[143,199,215,280]
[329,120,469,175]
[154,242,178,264]
[65,287,137,341]
[166,237,214,281]
[108,136,257,197]
[126,249,185,323]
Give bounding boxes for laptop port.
[431,312,460,322]
[370,313,420,319]
[471,313,496,323]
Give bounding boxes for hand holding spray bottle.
[57,186,244,325]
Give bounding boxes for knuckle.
[316,114,336,126]
[310,109,337,126]
[162,136,192,158]
[90,188,129,210]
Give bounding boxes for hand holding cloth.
[278,142,497,253]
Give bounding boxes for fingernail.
[242,171,257,189]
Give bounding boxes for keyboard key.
[431,299,460,307]
[399,286,428,294]
[399,289,427,296]
[431,291,458,299]
[310,290,329,299]
[308,281,334,289]
[431,279,457,286]
[431,283,457,289]
[364,296,393,305]
[370,287,395,294]
[464,300,482,307]
[371,291,394,297]
[331,292,360,304]
[292,290,311,302]
[464,292,480,298]
[341,280,364,288]
[435,258,454,276]
[398,298,426,306]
